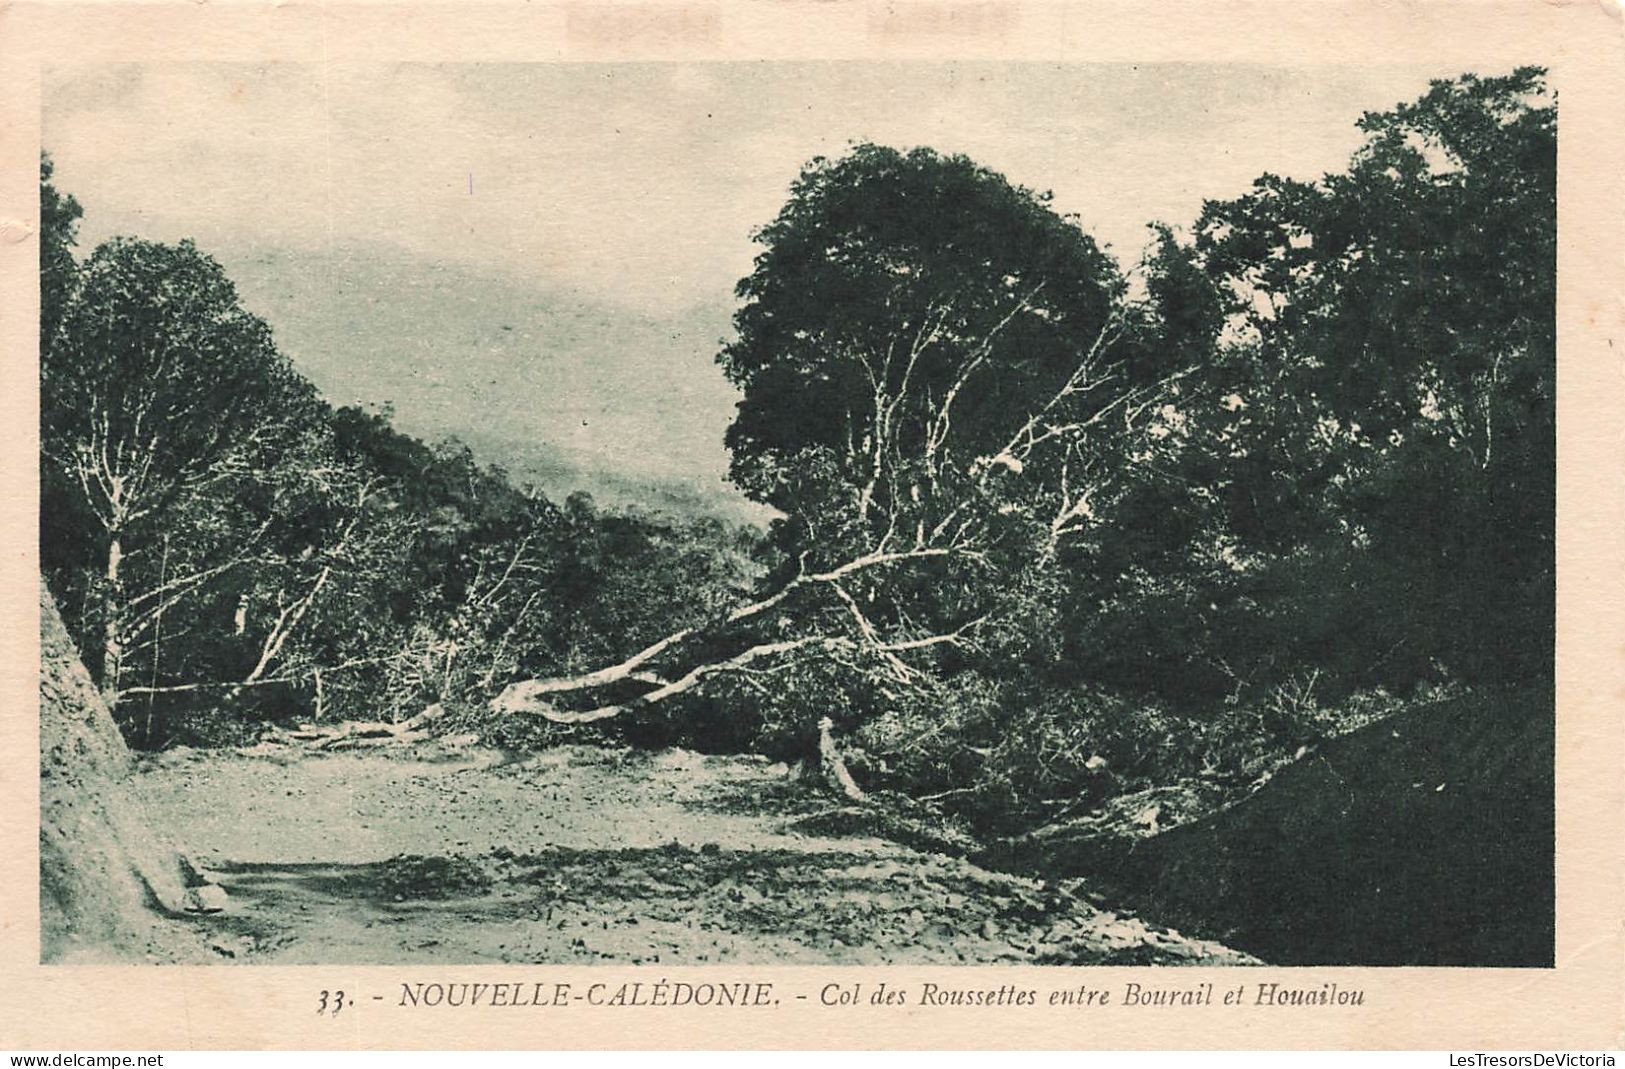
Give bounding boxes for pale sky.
[43,61,1454,514]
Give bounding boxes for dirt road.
[133,740,1254,966]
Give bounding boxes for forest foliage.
[41,69,1554,838]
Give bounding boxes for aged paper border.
[1,0,1620,1051]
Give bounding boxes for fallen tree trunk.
[491,546,958,716]
[493,635,840,724]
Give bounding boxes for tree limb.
[494,545,957,701]
[492,635,838,724]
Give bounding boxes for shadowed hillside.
[1104,690,1554,966]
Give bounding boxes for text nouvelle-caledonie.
[393,980,1366,1010]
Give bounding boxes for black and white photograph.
[38,59,1555,972]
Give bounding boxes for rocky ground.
[129,738,1255,966]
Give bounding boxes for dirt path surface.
[134,740,1255,966]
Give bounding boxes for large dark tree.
[40,153,82,354]
[722,144,1125,528]
[1190,67,1555,687]
[41,237,328,709]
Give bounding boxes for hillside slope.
[39,586,205,963]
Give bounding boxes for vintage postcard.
[1,0,1621,1051]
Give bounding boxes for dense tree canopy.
[41,237,332,711]
[1185,66,1555,687]
[722,144,1126,525]
[42,70,1555,838]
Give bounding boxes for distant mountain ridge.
[455,426,775,525]
[209,240,766,522]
